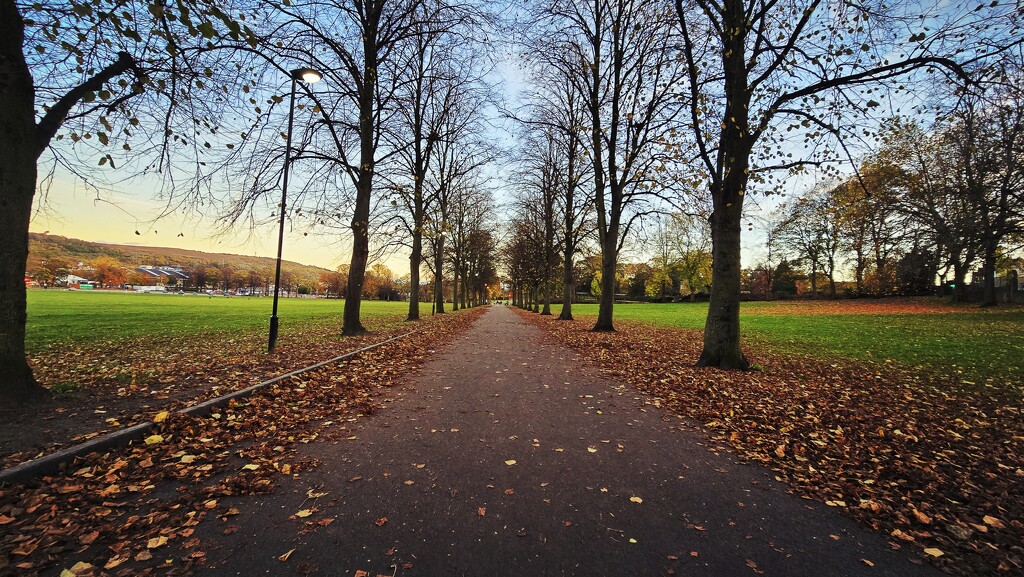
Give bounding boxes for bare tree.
[774,186,843,298]
[672,0,1021,368]
[424,75,492,314]
[530,0,686,331]
[388,2,488,321]
[1,0,254,403]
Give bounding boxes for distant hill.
[27,233,334,278]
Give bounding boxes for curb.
[0,330,417,485]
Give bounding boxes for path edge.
[0,330,417,486]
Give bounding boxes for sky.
[24,29,845,277]
[29,53,530,274]
[30,175,357,271]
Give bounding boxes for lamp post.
[268,67,323,354]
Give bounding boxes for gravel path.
[193,305,939,577]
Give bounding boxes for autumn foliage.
[520,310,1022,576]
[0,310,482,575]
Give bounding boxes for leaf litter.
[521,310,1023,577]
[2,316,436,467]
[0,309,482,576]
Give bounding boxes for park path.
[194,305,939,576]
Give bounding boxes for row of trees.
[767,84,1024,303]
[2,0,503,402]
[503,0,1020,370]
[2,0,1020,402]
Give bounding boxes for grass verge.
[554,299,1023,383]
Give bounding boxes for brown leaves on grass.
[745,297,964,316]
[2,317,431,468]
[0,310,482,576]
[521,311,1023,577]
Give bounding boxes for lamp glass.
[290,67,323,84]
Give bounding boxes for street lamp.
[268,67,323,354]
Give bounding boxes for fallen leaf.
[134,550,153,561]
[278,548,295,562]
[153,411,169,423]
[505,460,517,466]
[242,464,259,471]
[587,447,597,453]
[924,548,944,557]
[629,496,643,504]
[375,517,387,526]
[477,508,486,517]
[104,553,129,569]
[891,528,915,542]
[144,434,164,445]
[79,530,99,545]
[295,509,313,518]
[861,558,875,567]
[147,536,168,549]
[982,515,1006,529]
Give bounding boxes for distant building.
[61,274,93,285]
[134,266,189,281]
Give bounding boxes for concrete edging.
[0,330,417,485]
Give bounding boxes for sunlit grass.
[555,300,1024,382]
[26,290,429,351]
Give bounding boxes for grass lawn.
[555,300,1024,382]
[26,290,430,352]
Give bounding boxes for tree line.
[2,0,1020,403]
[502,0,1021,371]
[1,0,502,403]
[764,84,1024,304]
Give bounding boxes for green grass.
[555,301,1024,382]
[26,290,429,352]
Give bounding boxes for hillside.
[27,233,334,278]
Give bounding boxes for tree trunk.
[698,201,749,369]
[343,179,371,335]
[451,267,459,311]
[461,266,469,309]
[342,16,378,336]
[697,0,750,370]
[810,260,818,298]
[433,237,445,314]
[541,278,552,315]
[952,262,968,302]
[0,163,43,403]
[980,249,997,307]
[407,229,422,321]
[0,2,47,403]
[559,257,574,320]
[593,246,617,331]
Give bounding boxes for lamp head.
[290,68,323,84]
